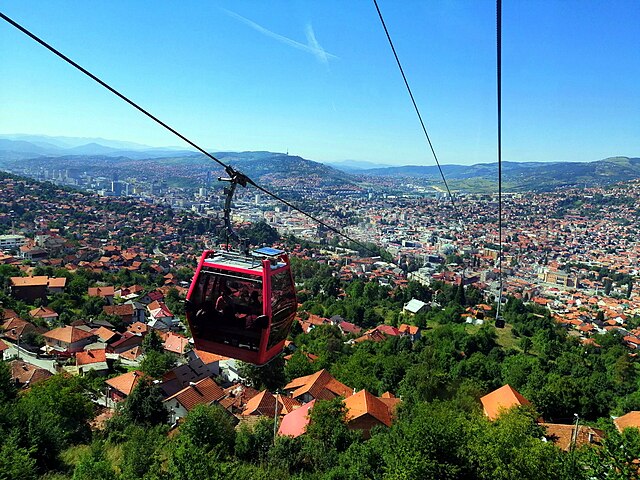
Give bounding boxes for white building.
[0,234,26,251]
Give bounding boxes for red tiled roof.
[106,370,144,396]
[278,400,315,437]
[127,321,149,335]
[76,349,107,366]
[480,384,531,421]
[164,377,225,412]
[541,423,603,451]
[103,304,134,317]
[344,389,392,427]
[242,390,277,416]
[193,349,227,364]
[284,369,353,401]
[88,286,115,297]
[119,345,143,361]
[92,326,118,343]
[43,326,95,344]
[398,324,419,335]
[163,333,189,355]
[10,360,52,385]
[614,411,640,432]
[10,276,48,287]
[29,306,58,318]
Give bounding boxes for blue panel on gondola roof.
[253,247,284,257]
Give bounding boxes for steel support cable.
[496,0,504,318]
[0,11,377,255]
[372,0,459,218]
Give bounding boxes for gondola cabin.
[186,247,297,365]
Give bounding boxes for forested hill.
[355,156,640,191]
[1,136,638,192]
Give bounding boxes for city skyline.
[1,1,639,166]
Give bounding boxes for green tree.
[72,441,117,480]
[0,361,16,403]
[0,431,38,480]
[122,377,168,426]
[82,295,106,317]
[284,350,317,382]
[120,425,167,479]
[306,397,355,453]
[238,355,286,391]
[235,417,274,464]
[580,426,640,479]
[140,350,176,378]
[519,336,533,354]
[142,329,164,353]
[180,404,236,457]
[14,375,93,470]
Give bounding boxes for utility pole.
[273,391,280,442]
[12,328,20,360]
[570,413,580,452]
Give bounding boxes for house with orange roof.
[398,323,421,341]
[186,349,223,377]
[43,326,96,354]
[76,349,108,375]
[47,277,67,294]
[613,411,640,432]
[164,377,226,423]
[283,369,353,403]
[10,359,53,387]
[242,390,278,417]
[540,423,603,451]
[29,306,59,324]
[351,328,389,344]
[379,391,402,415]
[108,331,145,354]
[88,286,115,305]
[163,332,189,355]
[480,384,532,421]
[2,317,38,342]
[9,276,49,302]
[219,383,260,414]
[106,370,144,402]
[344,389,394,438]
[278,400,315,438]
[103,303,134,325]
[242,390,302,417]
[92,326,120,345]
[0,339,8,360]
[126,321,149,336]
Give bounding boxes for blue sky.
[1,1,638,165]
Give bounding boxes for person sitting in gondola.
[215,288,235,323]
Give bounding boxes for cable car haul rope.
[1,3,506,361]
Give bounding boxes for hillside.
[0,136,638,192]
[355,157,640,191]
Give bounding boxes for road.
[3,344,58,373]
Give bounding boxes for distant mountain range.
[354,157,640,191]
[0,135,196,160]
[0,134,638,192]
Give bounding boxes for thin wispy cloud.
[222,8,338,65]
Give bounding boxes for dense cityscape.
[0,150,639,478]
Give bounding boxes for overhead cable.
[372,0,459,217]
[0,11,377,256]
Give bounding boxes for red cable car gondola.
[185,168,298,365]
[186,247,297,365]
